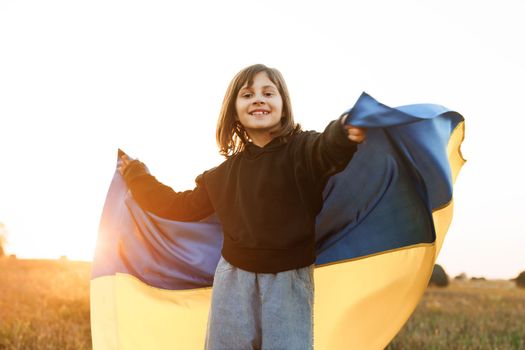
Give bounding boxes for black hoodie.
[123,116,358,273]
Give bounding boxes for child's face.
[235,71,283,140]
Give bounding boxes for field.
[0,258,91,350]
[387,279,525,349]
[0,258,524,350]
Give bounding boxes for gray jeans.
[204,256,314,350]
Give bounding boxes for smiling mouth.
[249,111,270,115]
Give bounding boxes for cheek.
[276,99,284,114]
[275,94,283,107]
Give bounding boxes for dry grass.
[1,258,524,349]
[0,258,91,350]
[387,279,525,350]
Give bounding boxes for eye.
[241,92,253,98]
[264,92,274,97]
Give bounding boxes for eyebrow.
[239,85,278,91]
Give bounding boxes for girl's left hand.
[343,124,367,143]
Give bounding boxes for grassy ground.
[0,258,91,350]
[387,279,525,349]
[0,258,524,349]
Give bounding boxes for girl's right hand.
[117,154,133,176]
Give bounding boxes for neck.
[246,124,282,147]
[249,131,274,147]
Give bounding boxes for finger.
[348,136,365,143]
[123,157,133,167]
[348,132,366,142]
[344,125,366,133]
[117,160,128,174]
[347,129,365,136]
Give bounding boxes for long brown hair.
[216,64,301,158]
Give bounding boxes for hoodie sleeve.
[122,160,214,221]
[293,115,358,189]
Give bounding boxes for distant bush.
[471,277,486,281]
[454,273,467,281]
[517,271,525,288]
[429,264,449,287]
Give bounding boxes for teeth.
[251,111,269,115]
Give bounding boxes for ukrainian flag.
[90,92,465,349]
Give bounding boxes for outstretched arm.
[118,154,214,221]
[293,113,366,192]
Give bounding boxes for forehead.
[240,71,278,90]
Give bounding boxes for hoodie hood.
[243,136,288,159]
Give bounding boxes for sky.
[0,0,523,279]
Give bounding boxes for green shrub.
[516,271,525,288]
[429,264,449,287]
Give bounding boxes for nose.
[253,95,266,105]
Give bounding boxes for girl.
[118,64,366,350]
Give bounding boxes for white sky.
[1,0,523,279]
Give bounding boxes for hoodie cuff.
[123,160,149,185]
[325,116,358,151]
